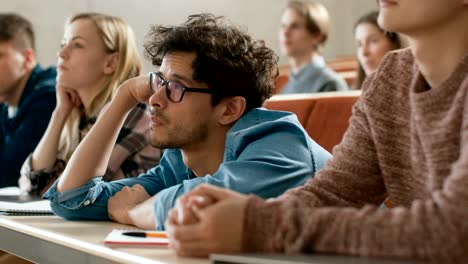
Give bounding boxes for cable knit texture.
[243,48,468,263]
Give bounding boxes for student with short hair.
[0,13,56,187]
[167,1,468,262]
[18,13,161,195]
[44,13,332,230]
[279,0,347,94]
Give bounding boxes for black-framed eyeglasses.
[149,72,219,103]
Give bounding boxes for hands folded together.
[166,184,250,257]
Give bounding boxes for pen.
[122,231,167,239]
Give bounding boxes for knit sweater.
[243,48,468,263]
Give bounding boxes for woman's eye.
[72,43,83,48]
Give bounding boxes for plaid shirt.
[19,103,162,195]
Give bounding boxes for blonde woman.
[19,13,161,195]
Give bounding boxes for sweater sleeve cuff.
[19,154,66,195]
[242,195,281,253]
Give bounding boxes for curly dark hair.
[0,13,35,50]
[144,13,278,113]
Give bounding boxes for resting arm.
[128,195,158,229]
[242,96,468,263]
[44,152,173,222]
[57,77,148,192]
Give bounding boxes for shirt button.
[83,200,90,206]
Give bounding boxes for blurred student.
[354,10,401,89]
[167,0,468,262]
[18,13,161,195]
[0,13,56,187]
[279,0,347,94]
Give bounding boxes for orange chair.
[327,56,358,73]
[265,94,316,125]
[264,91,361,153]
[327,57,358,88]
[275,75,289,94]
[304,95,358,152]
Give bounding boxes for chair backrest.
[264,90,361,152]
[275,75,289,94]
[327,56,358,88]
[327,56,358,73]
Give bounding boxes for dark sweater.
[243,49,468,263]
[0,64,56,187]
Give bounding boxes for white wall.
[1,0,376,72]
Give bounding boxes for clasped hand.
[166,184,249,257]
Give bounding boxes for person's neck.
[409,13,468,89]
[78,79,107,115]
[180,126,230,177]
[289,52,315,74]
[6,65,35,107]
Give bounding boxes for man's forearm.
[57,88,137,192]
[128,195,157,229]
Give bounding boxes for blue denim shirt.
[44,108,332,229]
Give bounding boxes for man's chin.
[150,138,171,149]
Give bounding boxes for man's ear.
[311,33,325,50]
[103,52,119,75]
[22,48,36,70]
[217,96,246,126]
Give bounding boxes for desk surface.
[0,215,426,264]
[0,215,208,264]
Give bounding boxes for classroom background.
[1,0,376,73]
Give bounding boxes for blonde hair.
[58,12,142,161]
[286,0,330,49]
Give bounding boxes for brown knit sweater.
[243,48,468,263]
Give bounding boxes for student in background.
[43,13,331,230]
[167,0,468,262]
[18,13,161,195]
[0,13,56,187]
[279,0,347,94]
[354,10,401,89]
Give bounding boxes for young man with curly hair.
[44,13,331,230]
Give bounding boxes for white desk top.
[0,215,208,264]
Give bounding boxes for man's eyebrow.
[159,72,195,85]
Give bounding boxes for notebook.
[0,194,43,203]
[103,229,169,247]
[0,200,53,215]
[0,186,23,196]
